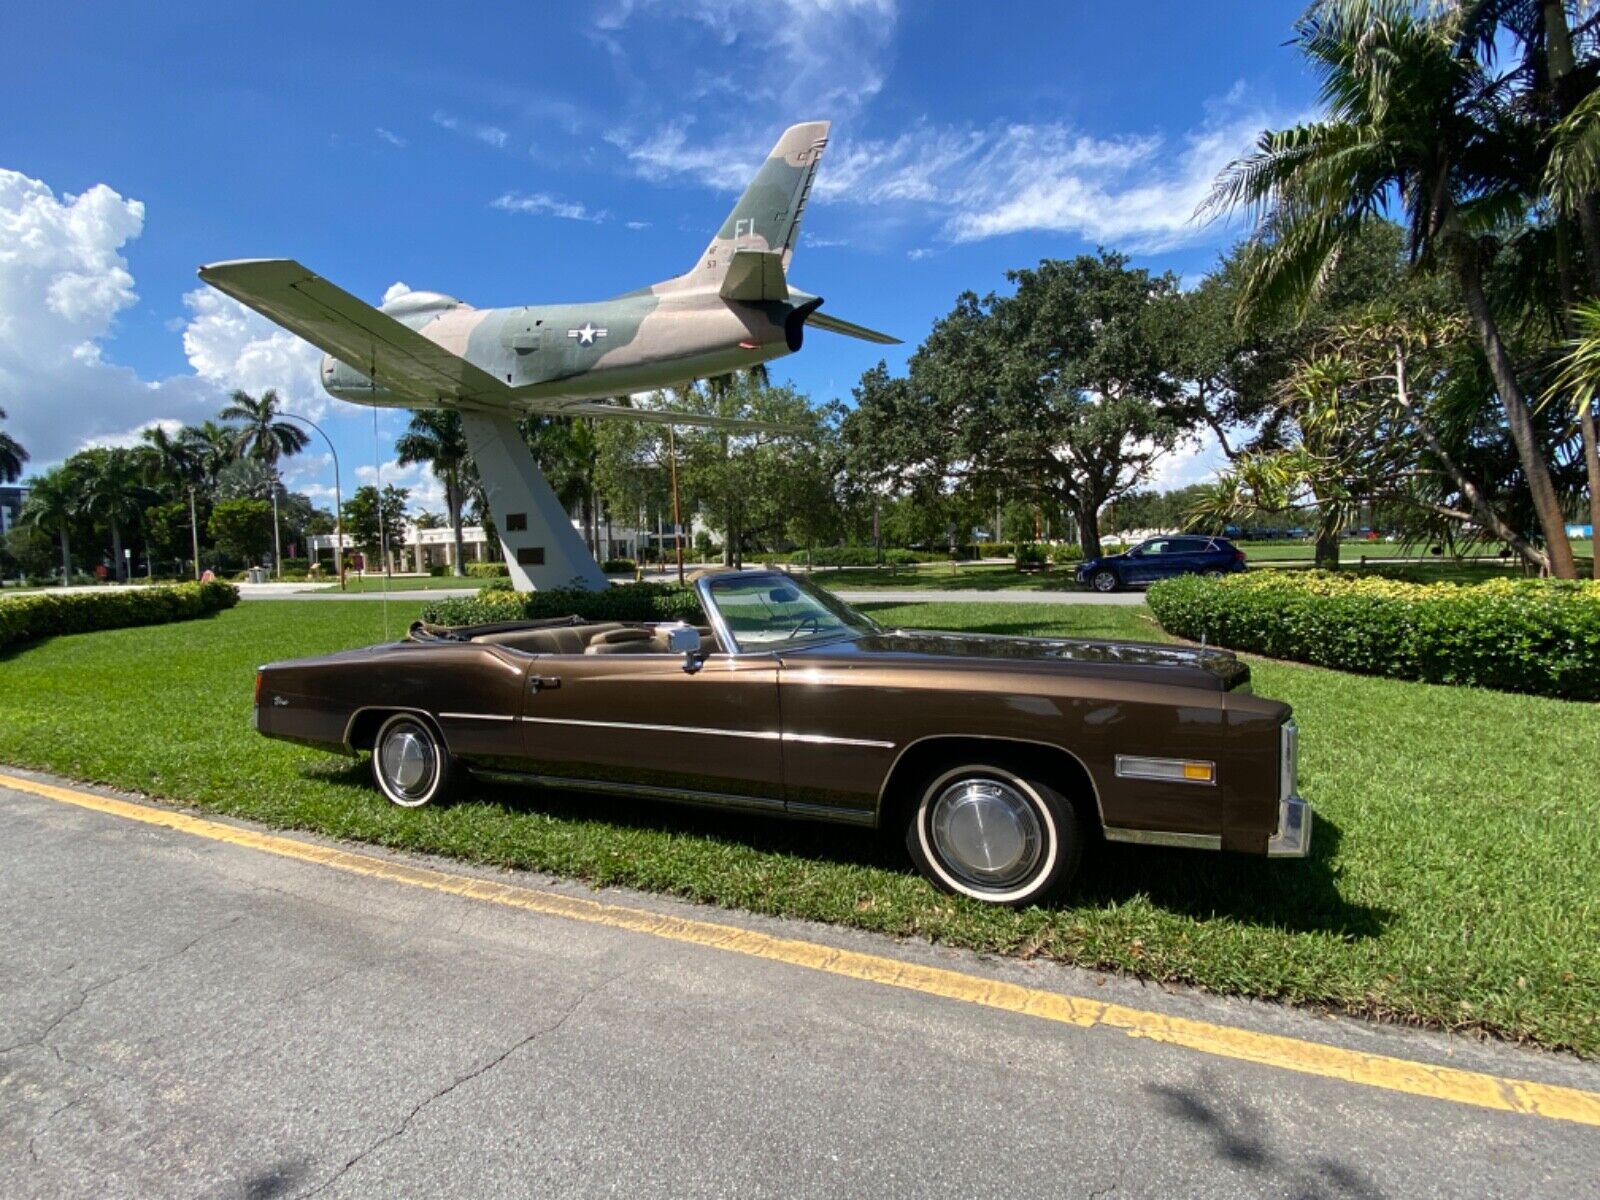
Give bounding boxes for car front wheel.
[1090,568,1119,593]
[371,713,456,808]
[905,765,1082,906]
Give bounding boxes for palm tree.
[179,420,241,491]
[0,406,27,484]
[1204,0,1579,577]
[219,389,309,577]
[18,465,77,584]
[78,448,147,582]
[395,410,471,576]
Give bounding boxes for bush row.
[465,562,510,578]
[1146,571,1600,701]
[421,581,703,627]
[0,581,240,650]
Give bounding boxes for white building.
[308,506,684,573]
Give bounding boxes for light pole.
[282,412,345,590]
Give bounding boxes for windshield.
[705,572,880,652]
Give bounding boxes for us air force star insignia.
[567,322,608,346]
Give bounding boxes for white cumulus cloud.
[0,169,217,466]
[490,192,607,222]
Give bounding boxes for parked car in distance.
[1076,536,1247,593]
[252,569,1309,908]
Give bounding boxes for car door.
[516,645,785,811]
[1123,539,1169,584]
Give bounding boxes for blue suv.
[1075,535,1247,593]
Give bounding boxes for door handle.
[528,674,562,692]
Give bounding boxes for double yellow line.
[5,769,1598,1128]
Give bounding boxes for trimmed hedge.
[1147,571,1600,700]
[601,558,637,574]
[421,581,703,627]
[0,581,240,650]
[465,562,510,578]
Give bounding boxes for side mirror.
[666,625,703,672]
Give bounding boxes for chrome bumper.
[1267,720,1312,857]
[1267,792,1313,857]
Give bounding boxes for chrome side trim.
[873,734,1106,827]
[438,711,516,722]
[341,705,443,751]
[784,800,878,826]
[519,715,781,741]
[1114,754,1217,786]
[782,732,896,749]
[1103,827,1222,851]
[468,769,787,816]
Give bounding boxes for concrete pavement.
[2,770,1596,1199]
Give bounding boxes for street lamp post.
[282,412,345,590]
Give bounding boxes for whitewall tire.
[371,713,456,808]
[905,764,1082,907]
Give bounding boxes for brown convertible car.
[254,569,1310,906]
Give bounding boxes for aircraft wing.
[806,309,900,345]
[542,400,805,435]
[197,258,510,406]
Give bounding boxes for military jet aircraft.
[198,120,894,434]
[197,120,893,591]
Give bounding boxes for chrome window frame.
[695,571,877,657]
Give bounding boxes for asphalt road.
[3,773,1596,1199]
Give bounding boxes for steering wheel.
[785,615,823,640]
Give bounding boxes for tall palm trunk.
[109,518,124,583]
[446,472,466,577]
[1544,0,1600,576]
[58,521,72,586]
[1454,244,1578,577]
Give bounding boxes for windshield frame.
[695,570,882,655]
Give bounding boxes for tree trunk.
[1454,243,1577,577]
[1392,349,1549,572]
[59,520,72,586]
[1075,502,1102,559]
[1545,0,1600,576]
[1314,526,1341,569]
[447,472,466,577]
[110,518,124,582]
[1583,405,1600,577]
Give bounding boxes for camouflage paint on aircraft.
[203,121,896,435]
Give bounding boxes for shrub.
[466,562,509,578]
[428,563,450,577]
[1147,571,1600,700]
[1050,543,1083,565]
[1014,543,1048,569]
[421,581,703,627]
[0,581,239,650]
[975,541,1014,559]
[601,558,637,574]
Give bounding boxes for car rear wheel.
[905,764,1082,906]
[1090,568,1119,593]
[371,713,456,808]
[1203,568,1225,579]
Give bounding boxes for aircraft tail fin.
[675,121,829,291]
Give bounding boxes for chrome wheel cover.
[1092,570,1116,592]
[928,777,1043,890]
[380,723,436,803]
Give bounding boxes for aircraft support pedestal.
[460,413,608,592]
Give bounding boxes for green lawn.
[0,599,1595,1055]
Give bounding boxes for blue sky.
[1,0,1315,513]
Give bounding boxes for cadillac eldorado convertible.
[254,569,1310,906]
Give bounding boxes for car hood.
[784,629,1251,692]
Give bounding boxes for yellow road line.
[5,769,1599,1128]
